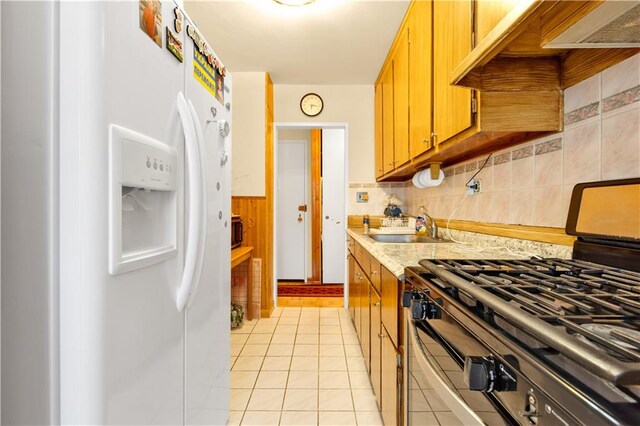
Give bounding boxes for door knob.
[297,214,303,223]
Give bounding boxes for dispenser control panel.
[120,132,177,191]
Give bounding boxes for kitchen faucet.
[404,206,439,239]
[418,205,438,239]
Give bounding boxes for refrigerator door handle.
[184,99,208,309]
[176,92,203,312]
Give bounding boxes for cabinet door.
[393,29,410,168]
[370,289,382,410]
[348,254,356,321]
[381,327,399,426]
[374,83,384,179]
[381,266,399,347]
[433,0,473,143]
[354,264,362,337]
[409,0,433,159]
[360,279,371,372]
[382,65,395,174]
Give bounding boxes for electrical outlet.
[467,179,481,195]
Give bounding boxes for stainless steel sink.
[366,234,451,244]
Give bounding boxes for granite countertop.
[347,227,562,280]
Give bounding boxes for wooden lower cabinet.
[381,326,400,426]
[370,288,382,409]
[360,278,371,372]
[382,266,400,347]
[349,240,401,424]
[348,254,356,321]
[354,267,362,338]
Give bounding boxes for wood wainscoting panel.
[232,196,273,318]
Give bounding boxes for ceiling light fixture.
[273,0,316,6]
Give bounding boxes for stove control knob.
[402,290,422,308]
[411,299,427,320]
[410,298,441,320]
[464,356,497,393]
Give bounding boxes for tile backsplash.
[348,182,406,216]
[402,53,639,228]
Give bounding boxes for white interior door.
[277,141,307,281]
[322,129,345,284]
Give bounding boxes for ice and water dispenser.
[109,125,178,275]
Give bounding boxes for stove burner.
[577,324,640,360]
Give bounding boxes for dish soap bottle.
[415,206,427,235]
[363,215,370,235]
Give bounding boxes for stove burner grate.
[419,258,640,386]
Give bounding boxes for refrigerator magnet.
[174,7,184,33]
[166,27,183,62]
[139,0,162,47]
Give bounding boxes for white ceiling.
[185,0,410,84]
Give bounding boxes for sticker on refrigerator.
[166,27,183,62]
[193,50,224,103]
[139,0,162,47]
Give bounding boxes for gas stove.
[404,179,640,426]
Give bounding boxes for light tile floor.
[229,307,384,426]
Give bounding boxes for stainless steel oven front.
[404,270,514,426]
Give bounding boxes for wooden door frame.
[273,123,350,309]
[310,129,322,284]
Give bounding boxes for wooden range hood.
[452,0,640,91]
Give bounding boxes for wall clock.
[300,93,324,117]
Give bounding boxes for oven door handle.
[406,312,484,426]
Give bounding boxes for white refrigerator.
[1,1,231,424]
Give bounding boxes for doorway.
[274,124,348,308]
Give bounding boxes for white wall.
[274,85,374,183]
[231,72,266,196]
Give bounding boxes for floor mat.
[277,284,344,297]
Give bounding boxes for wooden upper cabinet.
[475,0,518,44]
[409,0,433,159]
[374,83,384,179]
[393,30,410,168]
[433,0,474,144]
[381,65,395,175]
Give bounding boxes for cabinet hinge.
[471,96,477,114]
[396,353,402,369]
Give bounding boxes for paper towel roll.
[417,167,445,187]
[412,172,426,189]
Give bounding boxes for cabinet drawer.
[381,266,399,347]
[354,242,371,277]
[370,256,381,293]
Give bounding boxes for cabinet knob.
[378,333,384,338]
[371,270,378,275]
[423,138,428,144]
[374,302,380,307]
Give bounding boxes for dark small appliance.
[231,215,243,249]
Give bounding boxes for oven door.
[405,311,512,426]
